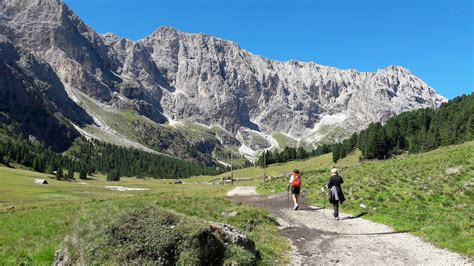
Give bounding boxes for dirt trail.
[227,187,472,265]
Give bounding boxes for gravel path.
[226,186,257,196]
[228,187,472,265]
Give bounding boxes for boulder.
[220,211,238,218]
[445,167,463,175]
[210,222,256,253]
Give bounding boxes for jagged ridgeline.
[332,92,474,162]
[0,135,223,179]
[0,0,447,165]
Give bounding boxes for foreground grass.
[258,142,474,258]
[0,168,288,265]
[0,205,79,264]
[68,197,281,264]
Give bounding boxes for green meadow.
[1,141,473,263]
[0,167,288,265]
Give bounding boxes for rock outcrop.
[0,0,447,160]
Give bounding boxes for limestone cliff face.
[0,0,446,159]
[139,27,445,141]
[0,35,92,151]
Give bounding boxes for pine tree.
[67,168,74,180]
[273,152,282,163]
[332,143,341,163]
[79,170,87,180]
[408,133,422,153]
[281,147,291,162]
[385,119,400,148]
[349,133,358,149]
[256,152,265,167]
[289,148,297,160]
[373,123,388,159]
[339,144,347,159]
[363,124,377,159]
[32,157,41,172]
[55,167,64,180]
[296,147,308,159]
[266,150,274,164]
[107,170,120,181]
[466,115,474,141]
[46,164,54,175]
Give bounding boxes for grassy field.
[257,141,474,258]
[2,141,473,263]
[272,132,298,148]
[0,167,289,265]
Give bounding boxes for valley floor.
[1,141,473,264]
[228,186,472,265]
[0,168,289,264]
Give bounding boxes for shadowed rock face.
[0,35,92,151]
[0,0,446,156]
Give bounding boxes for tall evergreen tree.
[32,157,40,172]
[296,146,308,159]
[46,164,54,175]
[373,123,388,159]
[107,170,120,181]
[332,143,341,163]
[79,170,87,180]
[55,167,64,180]
[67,167,74,180]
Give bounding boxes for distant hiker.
[288,169,302,210]
[327,168,346,220]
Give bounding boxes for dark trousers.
[332,200,339,218]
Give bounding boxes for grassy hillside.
[0,167,288,264]
[272,132,298,148]
[256,141,474,257]
[2,142,472,263]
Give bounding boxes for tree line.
[256,144,332,167]
[0,136,222,180]
[332,92,474,162]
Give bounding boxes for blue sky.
[64,0,473,99]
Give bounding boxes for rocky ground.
[227,186,472,265]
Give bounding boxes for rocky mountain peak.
[150,26,179,37]
[0,0,448,162]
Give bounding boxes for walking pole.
[287,185,290,209]
[323,186,326,211]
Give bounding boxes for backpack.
[292,174,301,188]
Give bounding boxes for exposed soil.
[228,187,472,265]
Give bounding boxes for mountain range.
[0,0,446,165]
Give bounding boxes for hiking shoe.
[294,204,299,210]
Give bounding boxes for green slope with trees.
[0,135,222,180]
[255,144,332,167]
[332,92,474,162]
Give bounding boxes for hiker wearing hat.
[288,169,302,210]
[327,168,346,220]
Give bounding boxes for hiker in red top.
[288,169,301,210]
